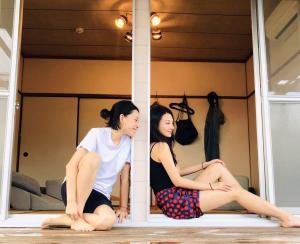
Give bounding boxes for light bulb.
[152,30,162,40]
[115,15,127,29]
[124,31,133,42]
[151,12,161,27]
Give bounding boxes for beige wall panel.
[11,93,21,172]
[245,56,259,193]
[248,95,259,193]
[151,98,250,178]
[12,56,24,171]
[151,61,247,96]
[12,57,23,171]
[23,59,246,96]
[22,59,132,94]
[19,97,77,185]
[246,56,255,95]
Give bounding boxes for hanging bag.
[174,96,198,145]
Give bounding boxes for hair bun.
[100,109,111,120]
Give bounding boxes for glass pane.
[270,103,300,207]
[0,0,15,91]
[263,0,300,95]
[0,97,8,209]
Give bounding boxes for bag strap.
[182,95,191,120]
[150,143,158,154]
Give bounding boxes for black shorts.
[61,181,113,213]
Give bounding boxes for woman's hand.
[115,207,128,224]
[65,201,80,221]
[210,182,232,192]
[203,159,225,169]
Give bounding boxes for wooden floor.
[0,227,300,243]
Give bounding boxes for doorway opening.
[10,0,133,216]
[149,0,260,216]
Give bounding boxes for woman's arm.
[177,160,226,176]
[177,163,204,176]
[120,163,130,209]
[116,163,131,223]
[65,147,88,219]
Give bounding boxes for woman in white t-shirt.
[42,100,139,231]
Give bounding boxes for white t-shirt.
[72,127,131,199]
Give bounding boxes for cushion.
[31,194,65,211]
[11,172,41,196]
[10,186,31,210]
[46,180,63,201]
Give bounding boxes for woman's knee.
[95,213,116,230]
[229,185,243,200]
[207,162,225,172]
[79,152,100,170]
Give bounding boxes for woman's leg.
[83,205,117,230]
[195,163,240,187]
[42,152,100,231]
[200,187,300,227]
[76,152,100,214]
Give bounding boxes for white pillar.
[131,0,150,223]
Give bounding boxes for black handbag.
[174,97,198,145]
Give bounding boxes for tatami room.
[1,1,300,242]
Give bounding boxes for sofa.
[10,172,65,211]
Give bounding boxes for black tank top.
[150,143,175,195]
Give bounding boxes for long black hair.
[150,104,177,164]
[100,100,139,130]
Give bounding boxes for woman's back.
[150,143,174,195]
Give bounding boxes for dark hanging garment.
[204,92,225,161]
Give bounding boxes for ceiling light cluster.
[150,12,162,40]
[114,12,162,42]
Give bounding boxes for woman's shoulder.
[91,127,110,131]
[123,134,132,145]
[151,142,169,152]
[87,127,108,136]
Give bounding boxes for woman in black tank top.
[150,104,300,226]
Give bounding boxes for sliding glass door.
[0,0,22,220]
[257,0,300,213]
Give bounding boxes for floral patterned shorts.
[156,186,204,219]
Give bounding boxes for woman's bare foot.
[280,215,300,228]
[41,214,73,229]
[71,218,95,232]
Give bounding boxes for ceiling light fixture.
[115,15,128,29]
[124,31,133,42]
[152,29,162,40]
[150,12,161,27]
[115,12,162,42]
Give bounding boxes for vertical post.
[0,0,22,220]
[256,0,276,204]
[250,0,267,201]
[130,0,151,223]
